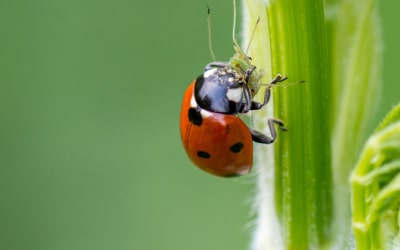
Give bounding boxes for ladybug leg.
[250,118,287,144]
[244,66,257,83]
[249,74,288,111]
[242,85,252,113]
[239,66,258,113]
[205,62,229,71]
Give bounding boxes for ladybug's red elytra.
[180,6,287,177]
[180,83,253,177]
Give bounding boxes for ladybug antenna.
[207,6,217,61]
[245,17,260,55]
[232,0,258,57]
[232,0,241,51]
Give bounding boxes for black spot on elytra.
[230,142,244,153]
[197,151,211,159]
[188,107,202,126]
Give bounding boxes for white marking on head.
[190,94,197,108]
[200,109,213,118]
[191,94,212,118]
[203,68,218,79]
[226,88,243,103]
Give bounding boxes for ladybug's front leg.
[249,74,288,111]
[250,118,287,144]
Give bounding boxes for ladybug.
[180,45,287,177]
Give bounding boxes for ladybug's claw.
[271,118,287,132]
[270,74,288,85]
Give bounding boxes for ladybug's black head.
[194,67,245,114]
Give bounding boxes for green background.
[0,1,398,250]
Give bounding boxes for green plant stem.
[268,1,333,248]
[244,0,382,248]
[245,0,332,249]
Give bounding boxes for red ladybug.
[180,56,287,177]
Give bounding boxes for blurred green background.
[0,1,399,250]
